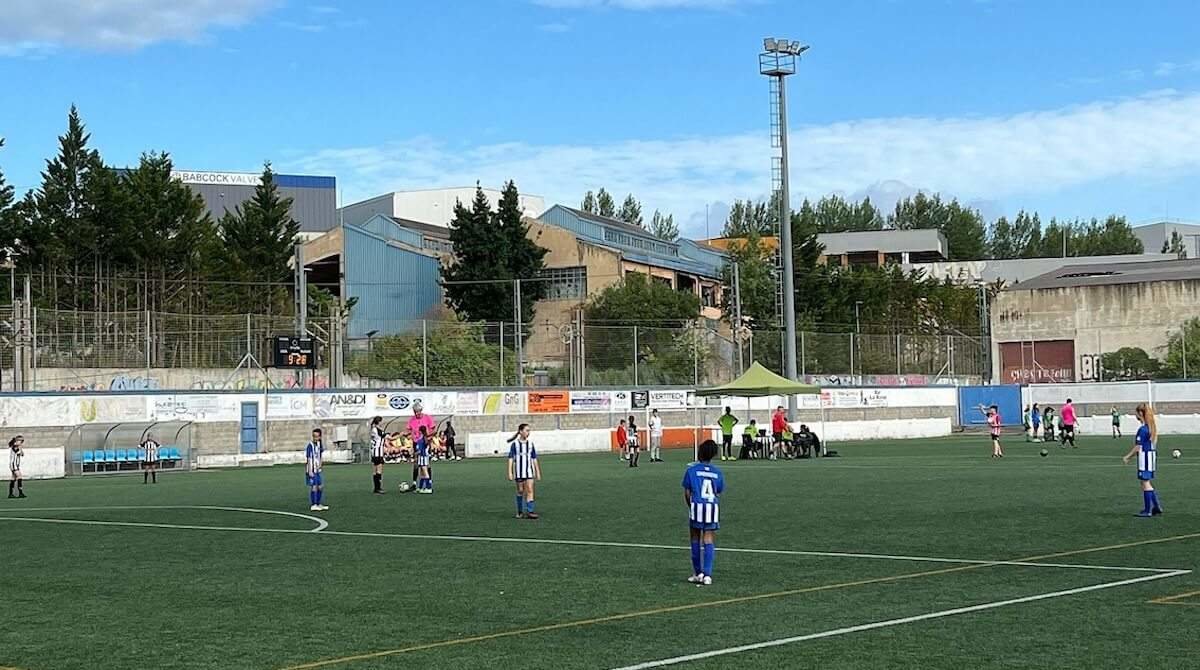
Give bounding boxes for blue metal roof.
[276,174,336,189]
[539,205,725,279]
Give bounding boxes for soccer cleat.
[7,493,14,499]
[310,504,321,511]
[17,492,25,498]
[1152,508,1163,516]
[1136,511,1154,517]
[318,505,330,511]
[515,513,524,519]
[687,574,703,584]
[701,576,712,586]
[524,512,540,520]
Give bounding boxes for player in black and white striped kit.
[8,435,25,498]
[370,416,386,494]
[141,433,160,485]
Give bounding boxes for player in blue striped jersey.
[507,424,541,519]
[682,440,724,586]
[306,429,329,511]
[415,426,434,494]
[1122,403,1162,517]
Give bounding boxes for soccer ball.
[1172,449,1182,459]
[398,481,414,493]
[1040,449,1048,457]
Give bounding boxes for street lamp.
[760,36,809,418]
[854,301,863,378]
[365,329,379,388]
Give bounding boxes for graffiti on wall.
[801,374,979,387]
[188,374,331,391]
[58,375,162,392]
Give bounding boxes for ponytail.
[1136,403,1158,443]
[509,423,530,443]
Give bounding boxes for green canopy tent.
[694,362,823,459]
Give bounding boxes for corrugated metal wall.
[188,178,336,233]
[344,224,443,338]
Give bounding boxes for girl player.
[369,416,386,494]
[140,432,160,484]
[8,435,25,498]
[507,423,541,519]
[627,415,641,468]
[1111,406,1122,439]
[1122,403,1163,517]
[415,426,433,494]
[981,404,1003,458]
[683,439,724,586]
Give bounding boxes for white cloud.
[532,0,750,9]
[1155,60,1200,77]
[286,91,1200,237]
[0,0,277,56]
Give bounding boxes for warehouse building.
[990,259,1200,382]
[339,187,546,228]
[703,228,948,267]
[172,170,337,236]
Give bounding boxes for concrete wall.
[992,279,1200,381]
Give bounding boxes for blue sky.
[2,0,1200,237]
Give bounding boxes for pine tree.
[723,199,772,237]
[495,180,548,321]
[597,188,616,218]
[0,139,18,267]
[213,163,299,314]
[443,183,547,324]
[649,210,679,241]
[618,194,643,228]
[27,105,100,273]
[581,190,597,214]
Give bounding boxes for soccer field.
[2,435,1198,670]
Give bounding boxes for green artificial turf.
[2,434,1198,670]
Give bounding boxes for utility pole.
[733,262,744,374]
[513,279,523,387]
[761,37,809,417]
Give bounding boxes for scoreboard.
[273,336,317,369]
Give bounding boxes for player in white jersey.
[306,428,329,511]
[507,423,541,519]
[140,433,160,485]
[8,435,25,498]
[369,416,386,494]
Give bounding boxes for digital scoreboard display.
[273,336,317,369]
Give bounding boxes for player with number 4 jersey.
[682,440,724,586]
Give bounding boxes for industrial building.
[171,170,337,235]
[907,253,1178,287]
[300,215,445,339]
[1133,219,1200,257]
[703,228,948,267]
[990,259,1200,383]
[339,187,546,229]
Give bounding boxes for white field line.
[0,507,1175,573]
[0,505,328,532]
[609,570,1192,670]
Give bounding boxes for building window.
[422,238,453,253]
[701,283,718,308]
[538,266,587,300]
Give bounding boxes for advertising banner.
[152,394,240,422]
[609,390,632,413]
[528,391,569,414]
[314,392,371,419]
[479,392,527,415]
[631,390,650,409]
[0,397,80,428]
[266,393,313,419]
[570,390,612,413]
[648,390,688,410]
[455,392,481,416]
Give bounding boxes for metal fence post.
[30,306,37,390]
[693,324,700,385]
[146,309,152,378]
[499,322,505,387]
[800,331,806,377]
[1183,326,1189,379]
[245,313,252,360]
[633,325,639,386]
[896,333,902,376]
[422,319,429,387]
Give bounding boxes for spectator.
[442,419,461,461]
[796,425,821,458]
[716,407,738,461]
[771,406,788,461]
[740,419,759,460]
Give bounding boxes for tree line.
[0,106,309,317]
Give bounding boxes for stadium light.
[764,38,777,52]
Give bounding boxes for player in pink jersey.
[981,405,1003,458]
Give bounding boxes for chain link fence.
[6,307,989,390]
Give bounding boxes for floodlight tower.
[760,37,809,415]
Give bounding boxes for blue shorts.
[1138,470,1155,481]
[306,472,323,487]
[690,520,720,531]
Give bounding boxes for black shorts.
[721,435,732,447]
[772,432,783,443]
[142,460,157,468]
[371,456,385,466]
[1063,425,1075,435]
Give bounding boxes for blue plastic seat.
[104,450,117,465]
[82,450,94,464]
[169,447,182,460]
[116,449,128,462]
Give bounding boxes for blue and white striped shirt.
[416,439,431,467]
[683,462,724,525]
[1136,426,1156,474]
[508,439,538,479]
[305,441,324,474]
